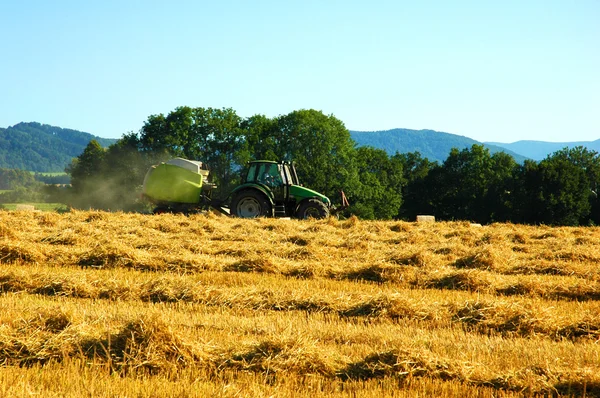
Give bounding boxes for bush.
[0,186,45,203]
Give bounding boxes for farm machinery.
[142,158,348,219]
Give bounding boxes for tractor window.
[285,164,300,185]
[278,164,288,185]
[256,164,267,183]
[258,164,282,187]
[282,164,293,185]
[246,164,257,182]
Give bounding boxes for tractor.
[142,158,347,219]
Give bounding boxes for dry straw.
[1,210,600,396]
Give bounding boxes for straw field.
[1,210,600,397]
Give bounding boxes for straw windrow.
[1,210,600,396]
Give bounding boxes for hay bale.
[416,215,435,223]
[15,204,35,211]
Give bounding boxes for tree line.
[58,106,600,226]
[0,168,48,204]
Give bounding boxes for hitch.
[331,190,350,215]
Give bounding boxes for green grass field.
[0,203,66,211]
[30,171,68,176]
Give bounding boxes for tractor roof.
[249,160,278,164]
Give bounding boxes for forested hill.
[350,129,528,163]
[0,122,116,172]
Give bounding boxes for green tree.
[67,140,106,191]
[351,146,404,219]
[395,152,437,220]
[139,112,183,158]
[0,186,45,203]
[550,146,600,225]
[102,134,150,211]
[484,151,518,222]
[420,145,516,223]
[512,147,594,226]
[63,134,155,211]
[0,168,39,190]
[190,107,246,196]
[272,109,359,204]
[511,160,542,224]
[66,140,107,209]
[241,114,279,161]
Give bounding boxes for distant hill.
[350,129,529,164]
[0,122,117,172]
[485,140,600,161]
[5,122,595,173]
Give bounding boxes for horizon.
[4,120,598,146]
[1,1,598,143]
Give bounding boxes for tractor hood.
[289,185,331,206]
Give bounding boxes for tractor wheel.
[231,190,272,218]
[296,199,329,219]
[153,206,169,214]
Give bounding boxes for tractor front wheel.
[296,199,329,219]
[231,190,272,218]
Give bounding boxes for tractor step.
[274,205,287,217]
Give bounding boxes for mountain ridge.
[0,122,117,172]
[349,128,529,163]
[2,122,597,173]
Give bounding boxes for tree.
[101,133,150,211]
[66,137,151,211]
[188,107,246,196]
[549,146,600,225]
[511,160,542,224]
[272,109,359,203]
[417,145,516,223]
[0,168,39,190]
[512,147,594,226]
[485,151,518,222]
[351,146,404,219]
[65,140,107,209]
[68,140,106,192]
[241,114,279,161]
[430,145,486,222]
[395,152,437,220]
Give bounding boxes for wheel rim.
[303,206,322,219]
[237,197,262,218]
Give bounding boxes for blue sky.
[1,0,598,143]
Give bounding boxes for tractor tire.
[231,190,272,218]
[296,199,329,219]
[153,206,169,214]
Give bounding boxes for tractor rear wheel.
[296,199,329,219]
[231,190,272,218]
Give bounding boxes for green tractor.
[142,158,346,219]
[231,160,332,219]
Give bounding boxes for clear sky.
[1,0,598,143]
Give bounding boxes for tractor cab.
[244,160,301,185]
